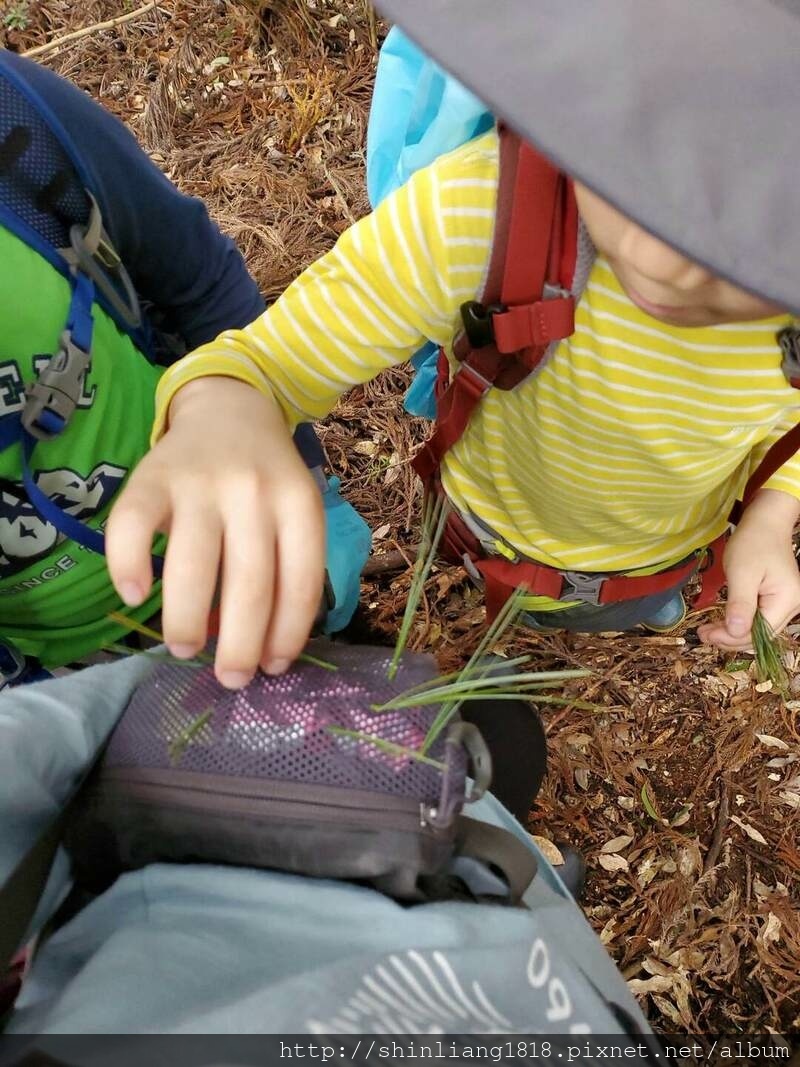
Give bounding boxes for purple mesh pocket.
[65,643,506,902]
[106,641,468,814]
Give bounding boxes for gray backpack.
[0,652,658,1046]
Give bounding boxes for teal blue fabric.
[322,478,371,633]
[366,27,492,208]
[0,658,651,1035]
[404,343,440,420]
[366,28,493,420]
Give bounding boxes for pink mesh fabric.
[106,641,465,803]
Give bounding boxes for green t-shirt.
[0,228,164,667]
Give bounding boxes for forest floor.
[3,0,799,1037]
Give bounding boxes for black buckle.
[460,301,505,348]
[310,571,336,636]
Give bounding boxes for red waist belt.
[439,504,727,622]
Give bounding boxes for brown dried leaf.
[628,975,673,996]
[529,836,564,866]
[730,815,768,845]
[756,912,782,950]
[601,834,634,854]
[755,733,790,750]
[598,853,630,872]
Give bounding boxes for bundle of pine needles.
[751,608,791,698]
[106,495,591,767]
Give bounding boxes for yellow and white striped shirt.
[154,130,800,575]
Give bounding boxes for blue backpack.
[0,53,161,574]
[366,28,493,419]
[0,58,372,680]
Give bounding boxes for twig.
[23,1,161,59]
[362,547,417,577]
[702,780,730,874]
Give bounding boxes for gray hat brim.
[374,0,800,313]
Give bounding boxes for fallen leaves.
[755,733,790,750]
[730,815,768,846]
[598,853,630,873]
[529,835,564,866]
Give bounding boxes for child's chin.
[626,287,718,328]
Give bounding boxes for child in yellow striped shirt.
[103,128,800,689]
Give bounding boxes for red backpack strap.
[726,328,800,522]
[728,365,800,526]
[413,127,577,484]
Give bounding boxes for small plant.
[3,2,31,31]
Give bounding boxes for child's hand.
[105,377,325,688]
[697,489,800,649]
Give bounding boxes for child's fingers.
[159,504,223,658]
[105,472,171,607]
[260,483,326,675]
[213,505,277,689]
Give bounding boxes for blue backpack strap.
[20,434,166,577]
[0,58,164,577]
[0,54,150,356]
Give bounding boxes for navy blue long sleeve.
[2,49,263,347]
[1,51,325,469]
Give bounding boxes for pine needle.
[387,492,450,680]
[107,610,180,649]
[751,609,790,697]
[327,726,446,770]
[395,690,597,710]
[371,655,533,708]
[168,707,214,764]
[103,642,207,668]
[108,611,338,672]
[371,668,591,712]
[421,587,530,753]
[298,652,339,672]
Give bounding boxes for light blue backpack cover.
[366,28,494,419]
[0,656,654,1037]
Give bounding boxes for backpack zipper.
[96,767,448,836]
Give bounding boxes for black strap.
[0,811,67,972]
[454,815,538,905]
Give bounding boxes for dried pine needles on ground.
[5,0,799,1036]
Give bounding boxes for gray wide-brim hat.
[374,0,800,314]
